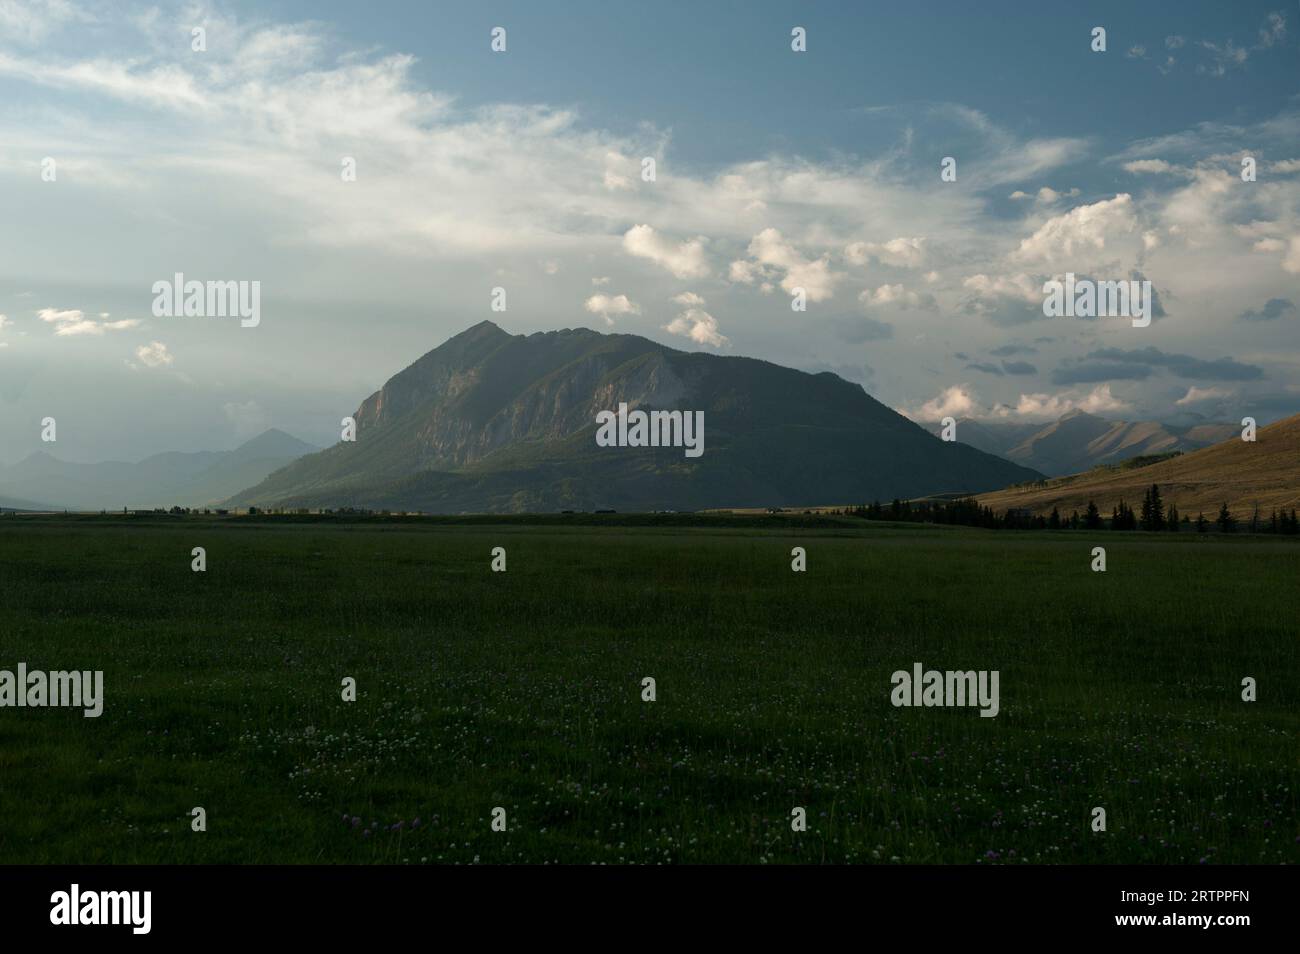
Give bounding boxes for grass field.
[0,514,1296,864]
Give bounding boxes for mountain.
[926,410,1240,476]
[0,493,60,512]
[227,321,1042,513]
[0,429,318,510]
[975,413,1300,517]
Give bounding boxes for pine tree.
[1049,506,1061,530]
[1216,502,1235,533]
[1149,484,1165,530]
[1196,511,1208,533]
[1168,503,1180,532]
[1085,501,1102,529]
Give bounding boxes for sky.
[0,0,1298,463]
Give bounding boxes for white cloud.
[1003,384,1129,420]
[622,225,710,279]
[844,236,926,268]
[732,227,841,301]
[135,340,173,368]
[583,293,640,325]
[1012,194,1138,266]
[663,294,727,348]
[38,307,140,336]
[905,384,977,421]
[858,284,932,310]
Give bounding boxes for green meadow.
[0,514,1295,864]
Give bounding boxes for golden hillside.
[976,413,1300,518]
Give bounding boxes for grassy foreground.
[0,514,1295,864]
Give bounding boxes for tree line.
[840,484,1300,534]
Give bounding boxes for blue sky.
[0,0,1297,463]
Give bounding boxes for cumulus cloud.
[844,236,926,268]
[858,283,934,310]
[1012,194,1138,266]
[583,293,640,325]
[133,340,174,368]
[622,225,710,280]
[1002,384,1129,419]
[960,272,1045,326]
[663,293,727,348]
[730,228,841,301]
[906,384,978,421]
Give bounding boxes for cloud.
[662,293,727,348]
[1002,384,1129,419]
[844,236,926,268]
[906,384,977,421]
[1122,159,1189,177]
[1176,386,1234,406]
[134,340,174,368]
[959,272,1045,326]
[1052,346,1264,384]
[1012,194,1138,266]
[38,307,141,336]
[731,228,841,302]
[622,225,710,280]
[990,343,1038,356]
[858,283,934,310]
[0,0,87,45]
[965,362,1003,376]
[1000,360,1038,376]
[1238,297,1295,322]
[583,293,640,325]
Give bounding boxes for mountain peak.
[228,322,1043,512]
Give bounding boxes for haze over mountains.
[227,321,1042,513]
[926,410,1240,477]
[0,429,318,511]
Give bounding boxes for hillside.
[976,414,1300,517]
[228,321,1043,513]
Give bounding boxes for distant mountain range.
[0,429,318,511]
[976,413,1300,517]
[925,409,1240,477]
[226,320,1042,513]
